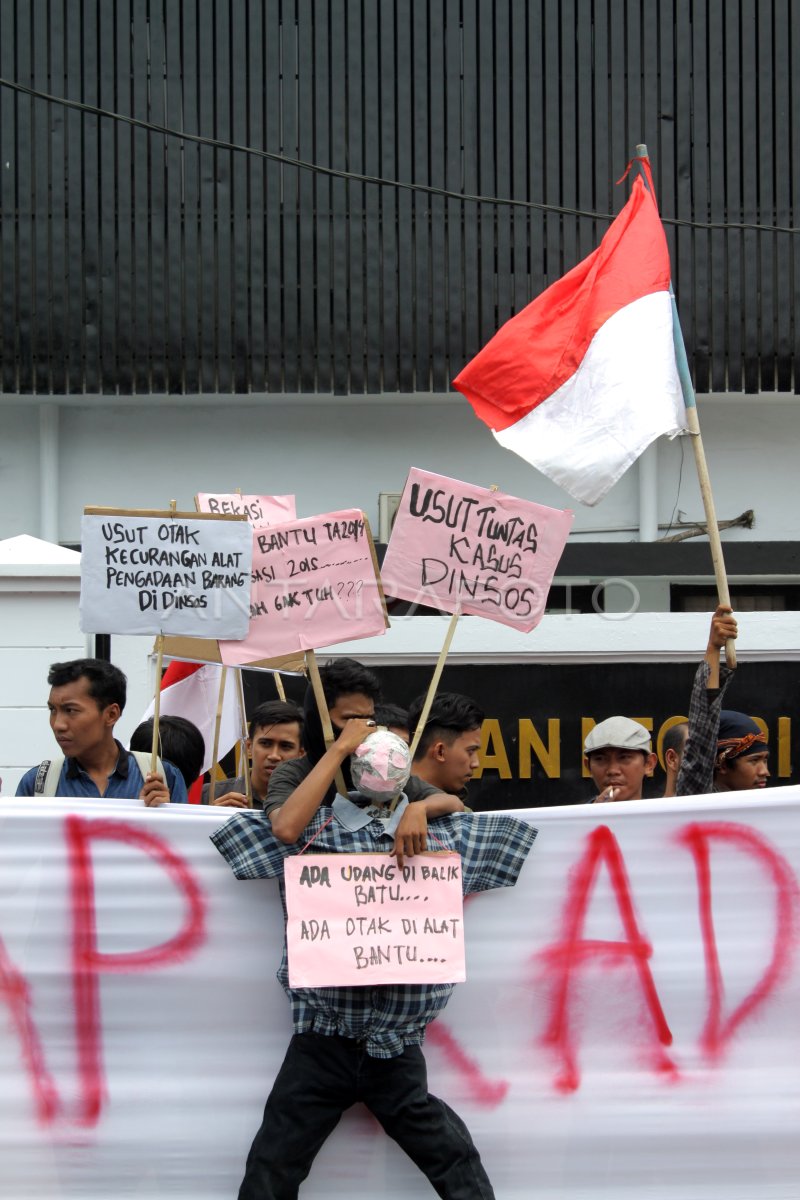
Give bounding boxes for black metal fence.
[1,0,797,395]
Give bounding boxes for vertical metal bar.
[394,1,413,390]
[130,0,151,391]
[312,0,332,392]
[427,1,447,391]
[690,0,710,393]
[363,0,382,393]
[707,0,728,392]
[247,0,267,393]
[740,0,759,392]
[98,0,118,393]
[412,1,430,389]
[345,0,365,393]
[148,4,168,393]
[378,0,398,391]
[214,0,233,393]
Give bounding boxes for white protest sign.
[285,852,465,986]
[381,467,574,630]
[218,509,387,665]
[195,492,296,528]
[2,790,800,1199]
[80,510,252,638]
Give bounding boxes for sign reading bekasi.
[218,508,388,665]
[284,852,465,986]
[381,468,574,630]
[195,492,296,528]
[80,509,252,639]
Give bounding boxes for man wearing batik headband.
[713,710,771,791]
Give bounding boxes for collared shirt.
[211,802,536,1058]
[16,741,188,802]
[676,661,735,798]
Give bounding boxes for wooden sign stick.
[306,650,348,797]
[150,634,165,775]
[235,667,252,804]
[409,610,461,761]
[273,671,287,700]
[207,667,228,805]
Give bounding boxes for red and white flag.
[141,660,244,801]
[453,164,686,506]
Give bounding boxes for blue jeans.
[238,1032,495,1199]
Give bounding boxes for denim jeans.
[238,1032,495,1199]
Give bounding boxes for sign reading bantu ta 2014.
[381,467,574,631]
[80,510,253,638]
[284,852,466,987]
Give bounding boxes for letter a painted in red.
[65,815,207,1126]
[539,824,675,1093]
[678,821,799,1060]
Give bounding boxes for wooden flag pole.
[306,650,348,797]
[150,634,165,775]
[207,667,228,804]
[409,610,461,761]
[635,144,736,668]
[235,668,252,803]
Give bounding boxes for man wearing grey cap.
[584,716,657,803]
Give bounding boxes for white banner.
[0,791,799,1199]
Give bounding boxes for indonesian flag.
[141,661,244,802]
[453,164,686,506]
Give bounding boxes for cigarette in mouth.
[607,787,615,801]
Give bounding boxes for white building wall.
[3,392,792,547]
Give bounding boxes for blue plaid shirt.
[211,805,537,1058]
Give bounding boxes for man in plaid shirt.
[211,715,536,1200]
[674,605,738,797]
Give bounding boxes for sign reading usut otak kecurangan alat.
[80,509,252,638]
[218,508,388,665]
[380,468,574,630]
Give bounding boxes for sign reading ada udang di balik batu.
[284,851,466,987]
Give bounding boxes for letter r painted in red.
[538,824,676,1093]
[65,815,207,1126]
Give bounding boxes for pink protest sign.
[381,467,574,631]
[218,509,388,665]
[284,852,466,987]
[196,492,296,528]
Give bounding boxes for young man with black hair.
[584,717,658,803]
[373,701,410,744]
[201,699,305,809]
[267,659,465,861]
[129,716,206,791]
[17,658,187,803]
[407,692,484,800]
